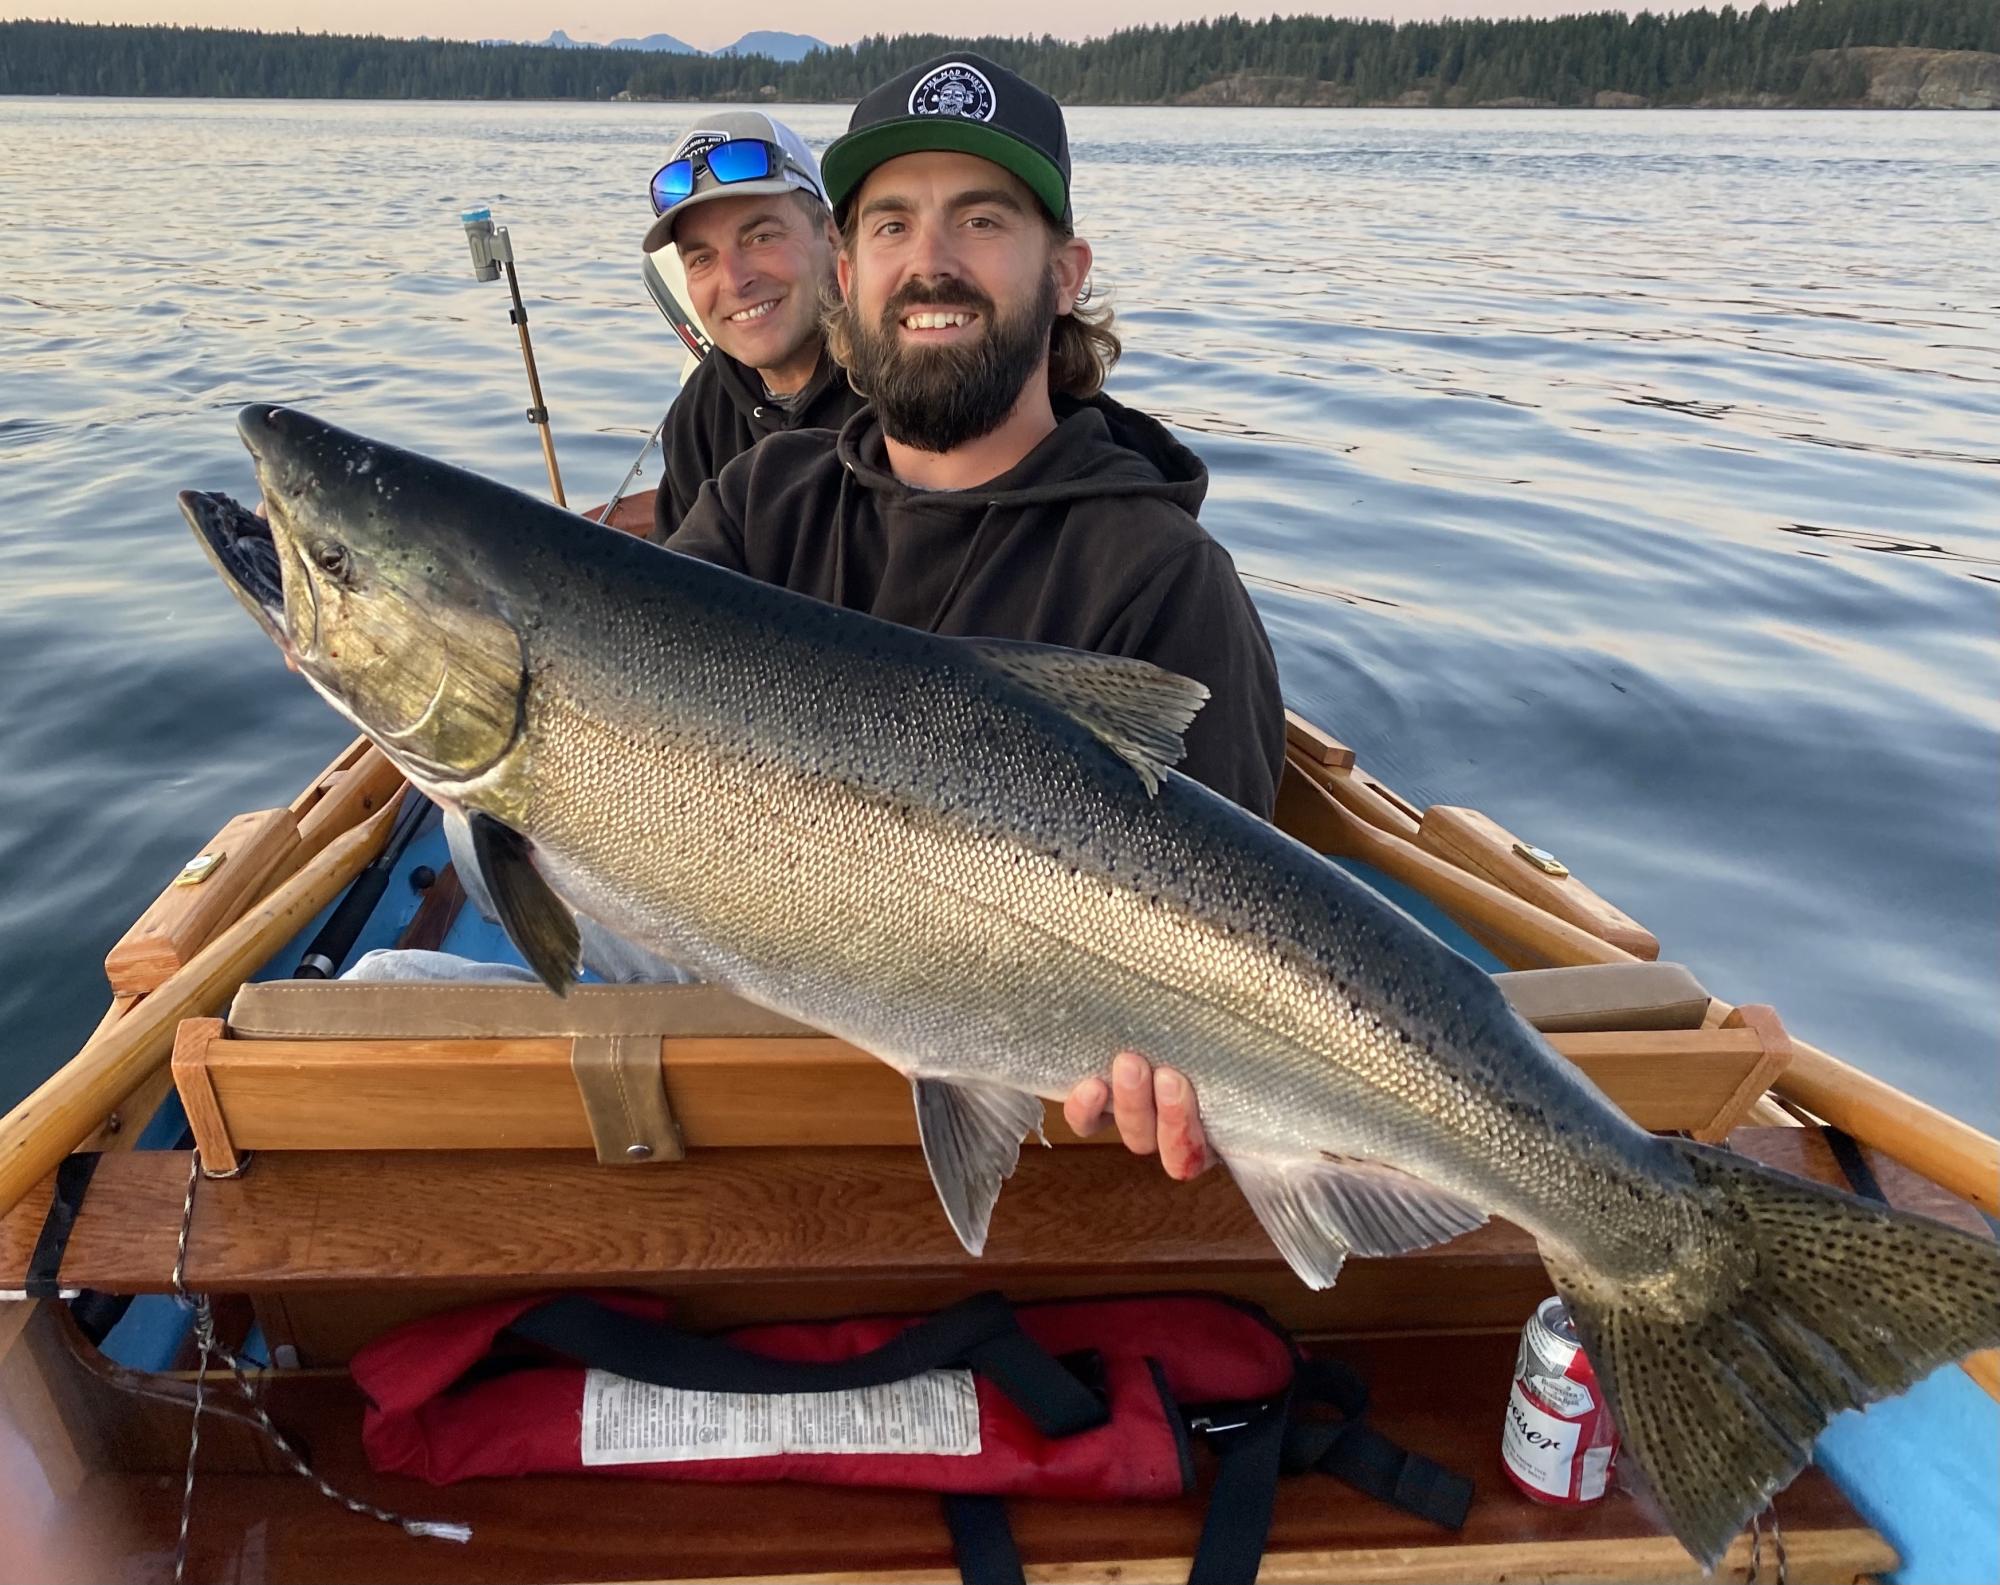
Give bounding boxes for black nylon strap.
[941,1493,1026,1585]
[1285,1417,1473,1529]
[1825,1125,1889,1204]
[1187,1385,1290,1585]
[1187,1353,1470,1584]
[25,1152,101,1300]
[508,1290,1106,1439]
[1281,1360,1472,1529]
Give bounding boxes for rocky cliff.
[1831,47,2000,109]
[1176,47,2000,109]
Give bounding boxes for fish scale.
[184,404,2000,1572]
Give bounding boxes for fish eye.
[312,542,353,581]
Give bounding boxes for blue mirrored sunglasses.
[649,139,797,214]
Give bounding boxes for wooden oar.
[1276,766,1632,968]
[0,796,401,1222]
[1778,1038,1998,1218]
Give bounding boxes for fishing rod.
[594,415,667,530]
[592,253,716,529]
[643,251,714,362]
[461,205,568,507]
[293,789,435,979]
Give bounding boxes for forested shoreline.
[2,0,1995,108]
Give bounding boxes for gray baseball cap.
[642,110,829,253]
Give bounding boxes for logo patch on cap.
[675,130,727,161]
[908,62,997,122]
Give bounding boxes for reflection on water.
[1778,522,2000,570]
[1,100,1995,1128]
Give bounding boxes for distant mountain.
[521,26,821,58]
[715,30,825,61]
[607,31,701,53]
[526,28,697,51]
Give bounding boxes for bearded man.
[664,54,1288,1176]
[667,53,1283,814]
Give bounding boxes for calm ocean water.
[1,99,1994,1129]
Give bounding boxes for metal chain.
[170,1150,471,1583]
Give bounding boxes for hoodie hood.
[836,392,1208,516]
[659,382,1283,815]
[713,345,856,437]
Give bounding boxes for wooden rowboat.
[1,557,1993,1583]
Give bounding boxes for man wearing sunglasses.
[642,111,866,540]
[663,55,1287,1182]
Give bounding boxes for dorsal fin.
[966,639,1209,796]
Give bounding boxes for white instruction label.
[1501,1381,1580,1496]
[579,1367,983,1466]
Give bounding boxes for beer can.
[1501,1295,1620,1506]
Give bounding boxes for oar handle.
[0,796,402,1221]
[1280,767,1632,968]
[1776,1039,1999,1217]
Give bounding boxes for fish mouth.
[177,487,298,660]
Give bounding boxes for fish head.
[180,403,529,789]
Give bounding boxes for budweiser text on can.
[1501,1295,1620,1506]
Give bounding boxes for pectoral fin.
[1230,1153,1487,1290]
[467,812,579,996]
[912,1076,1047,1256]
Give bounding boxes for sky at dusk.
[19,1,1665,52]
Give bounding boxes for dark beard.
[846,271,1057,455]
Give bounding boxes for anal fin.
[912,1076,1047,1257]
[467,811,579,996]
[1230,1154,1487,1290]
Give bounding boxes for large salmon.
[184,404,2000,1567]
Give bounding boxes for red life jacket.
[354,1290,1469,1584]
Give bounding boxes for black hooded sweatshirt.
[663,394,1286,817]
[652,346,868,541]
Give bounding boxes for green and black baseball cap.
[821,53,1072,230]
